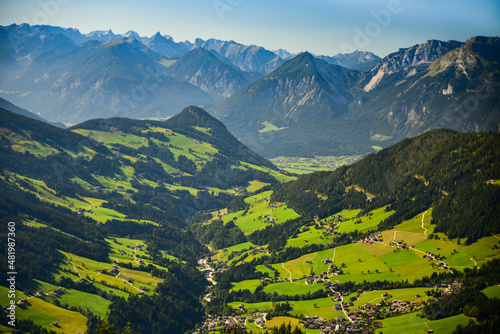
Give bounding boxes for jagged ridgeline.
[272,129,500,243]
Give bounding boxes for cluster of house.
[261,214,277,223]
[423,251,450,270]
[392,240,408,249]
[307,271,330,283]
[298,315,375,333]
[76,207,93,214]
[193,310,266,333]
[269,202,282,209]
[193,314,246,332]
[261,276,297,283]
[332,214,348,223]
[234,186,246,194]
[355,231,383,245]
[128,244,145,251]
[323,260,344,276]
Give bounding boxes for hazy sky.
[1,0,499,57]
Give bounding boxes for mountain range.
[0,23,498,157]
[211,36,500,157]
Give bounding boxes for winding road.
[421,210,428,235]
[282,262,292,280]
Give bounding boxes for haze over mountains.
[0,23,499,157]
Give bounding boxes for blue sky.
[1,0,499,57]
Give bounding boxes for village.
[193,278,463,334]
[195,240,463,334]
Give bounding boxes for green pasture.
[220,191,298,235]
[376,312,472,334]
[247,180,271,192]
[330,209,361,220]
[256,265,276,277]
[230,297,346,321]
[395,209,434,234]
[336,206,395,234]
[60,251,146,294]
[45,288,112,318]
[11,140,61,157]
[265,316,303,329]
[240,162,296,183]
[258,121,287,133]
[352,287,430,309]
[335,271,403,284]
[230,279,262,293]
[289,297,345,320]
[379,249,421,268]
[416,236,500,269]
[72,129,148,149]
[17,297,88,333]
[286,225,334,248]
[273,247,336,279]
[262,280,325,296]
[354,242,394,256]
[193,126,211,135]
[482,285,500,299]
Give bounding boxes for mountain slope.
[348,36,500,144]
[0,38,214,124]
[0,23,78,67]
[209,37,499,157]
[210,52,357,156]
[144,32,191,58]
[360,39,463,92]
[194,38,284,75]
[0,104,286,235]
[0,97,65,128]
[166,48,261,100]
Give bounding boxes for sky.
[0,0,499,57]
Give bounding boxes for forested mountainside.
[272,129,500,243]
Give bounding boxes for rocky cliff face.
[361,40,463,91]
[350,36,500,142]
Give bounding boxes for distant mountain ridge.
[165,48,261,100]
[193,38,284,75]
[315,50,381,71]
[1,37,214,124]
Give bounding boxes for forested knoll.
[272,130,500,242]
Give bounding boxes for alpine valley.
[0,23,499,334]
